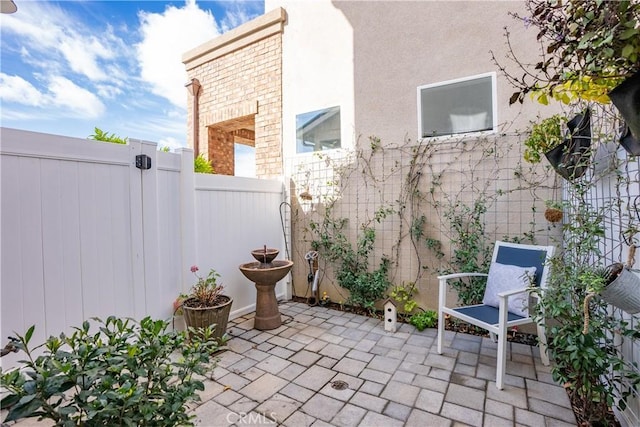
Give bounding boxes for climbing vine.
[293,133,555,311]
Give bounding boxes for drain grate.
[331,380,349,390]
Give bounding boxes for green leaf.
[4,397,42,422]
[0,393,21,408]
[24,325,35,344]
[619,27,638,40]
[622,44,635,59]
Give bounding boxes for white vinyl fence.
[0,128,289,369]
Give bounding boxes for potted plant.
[598,262,640,314]
[544,200,563,223]
[523,114,565,164]
[524,111,592,180]
[180,265,232,343]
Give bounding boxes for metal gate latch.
[136,154,152,170]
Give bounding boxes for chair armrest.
[437,272,488,281]
[497,287,531,299]
[438,273,488,309]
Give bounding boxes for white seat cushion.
[482,263,536,317]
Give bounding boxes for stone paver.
[350,391,388,412]
[300,393,344,422]
[255,354,291,375]
[293,364,336,390]
[332,356,367,376]
[238,373,287,402]
[288,349,321,367]
[360,411,404,427]
[380,380,421,406]
[414,388,444,413]
[445,383,485,411]
[331,403,367,427]
[254,393,301,423]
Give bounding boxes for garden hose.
[305,251,319,306]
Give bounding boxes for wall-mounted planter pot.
[600,263,640,314]
[619,124,640,156]
[609,71,640,156]
[544,109,592,180]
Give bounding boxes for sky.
[0,0,264,174]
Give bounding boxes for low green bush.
[409,310,438,331]
[194,154,214,174]
[1,316,219,426]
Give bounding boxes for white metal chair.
[437,240,555,389]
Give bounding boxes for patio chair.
[437,240,555,389]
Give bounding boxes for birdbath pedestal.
[239,248,293,330]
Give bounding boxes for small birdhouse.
[384,299,397,332]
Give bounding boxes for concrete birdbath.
[239,246,293,330]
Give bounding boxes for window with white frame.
[417,72,496,138]
[296,106,341,153]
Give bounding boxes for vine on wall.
[291,133,556,311]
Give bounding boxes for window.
[418,73,496,138]
[296,106,341,153]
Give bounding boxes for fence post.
[178,148,197,294]
[139,140,162,318]
[128,139,147,319]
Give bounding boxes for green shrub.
[310,210,392,312]
[389,282,418,313]
[1,316,219,426]
[194,154,214,174]
[409,310,438,331]
[88,127,127,144]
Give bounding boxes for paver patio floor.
[5,301,577,426]
[190,301,577,426]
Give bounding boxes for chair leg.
[437,309,444,354]
[496,329,507,390]
[496,299,509,390]
[536,322,550,366]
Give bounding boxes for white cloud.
[136,0,221,109]
[48,76,105,119]
[230,1,264,30]
[0,74,45,106]
[220,8,251,32]
[0,73,105,119]
[0,2,126,85]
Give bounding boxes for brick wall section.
[208,128,234,175]
[183,9,284,179]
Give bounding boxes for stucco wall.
[265,0,560,311]
[269,0,553,148]
[273,0,356,160]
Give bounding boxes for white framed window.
[417,72,497,138]
[296,106,341,153]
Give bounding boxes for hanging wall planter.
[600,262,640,314]
[544,109,592,181]
[609,70,640,156]
[619,124,640,156]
